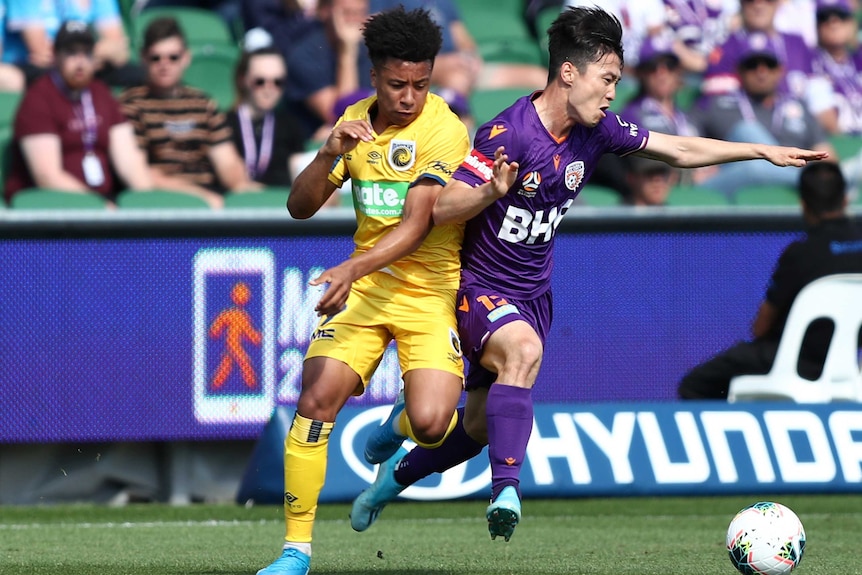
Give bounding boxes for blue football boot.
[256,546,310,575]
[350,446,409,532]
[364,389,407,464]
[486,486,521,542]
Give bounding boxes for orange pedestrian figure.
[209,281,262,389]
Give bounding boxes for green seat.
[666,184,730,206]
[133,7,234,48]
[116,189,212,209]
[183,52,238,110]
[11,188,108,210]
[457,0,534,45]
[469,88,532,127]
[223,189,289,209]
[536,5,562,64]
[0,91,22,128]
[675,84,701,111]
[479,39,544,66]
[829,134,862,162]
[733,184,799,206]
[579,184,622,206]
[609,79,638,113]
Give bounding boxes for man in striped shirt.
[118,17,258,208]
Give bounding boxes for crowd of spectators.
[565,0,862,204]
[1,0,862,208]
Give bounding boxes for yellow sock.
[401,408,458,449]
[283,413,333,544]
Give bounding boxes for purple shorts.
[456,280,553,390]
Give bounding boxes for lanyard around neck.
[238,105,275,180]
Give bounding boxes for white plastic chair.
[728,273,862,403]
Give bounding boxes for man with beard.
[4,20,151,206]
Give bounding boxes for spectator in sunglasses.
[692,32,836,198]
[227,39,306,188]
[810,0,862,135]
[620,33,704,193]
[118,17,259,208]
[701,0,835,132]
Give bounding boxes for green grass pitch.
[1,494,860,575]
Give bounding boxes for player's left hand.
[763,146,829,168]
[309,263,354,317]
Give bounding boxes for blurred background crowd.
[2,0,862,210]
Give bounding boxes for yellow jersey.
[327,93,470,290]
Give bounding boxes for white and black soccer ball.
[726,501,806,575]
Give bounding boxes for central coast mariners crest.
[565,161,585,192]
[388,139,416,171]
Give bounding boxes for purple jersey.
[811,48,862,136]
[663,0,730,56]
[703,30,814,100]
[452,93,649,300]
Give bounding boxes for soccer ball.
[726,501,806,575]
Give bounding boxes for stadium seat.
[10,188,108,210]
[457,0,534,46]
[666,184,730,207]
[0,91,22,129]
[456,0,544,65]
[116,189,211,209]
[675,84,701,111]
[609,80,638,113]
[223,189,289,209]
[469,88,532,127]
[829,133,862,162]
[183,51,238,110]
[728,273,862,403]
[732,184,798,206]
[479,39,545,66]
[579,184,622,206]
[117,0,136,39]
[535,4,562,65]
[132,7,234,49]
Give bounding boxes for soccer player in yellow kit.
[256,6,471,575]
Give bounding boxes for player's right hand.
[309,263,354,317]
[490,146,519,197]
[322,119,375,156]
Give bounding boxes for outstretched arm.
[433,146,519,225]
[641,132,829,170]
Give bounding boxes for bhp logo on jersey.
[518,171,541,197]
[463,150,493,181]
[497,199,575,244]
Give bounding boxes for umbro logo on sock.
[504,457,517,466]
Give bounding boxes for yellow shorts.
[305,271,463,392]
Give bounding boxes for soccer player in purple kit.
[351,5,827,543]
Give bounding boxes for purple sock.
[394,407,485,486]
[486,384,533,501]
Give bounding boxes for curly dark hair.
[546,6,624,83]
[362,6,442,68]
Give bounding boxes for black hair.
[799,161,846,215]
[362,6,442,68]
[546,6,624,84]
[142,17,187,52]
